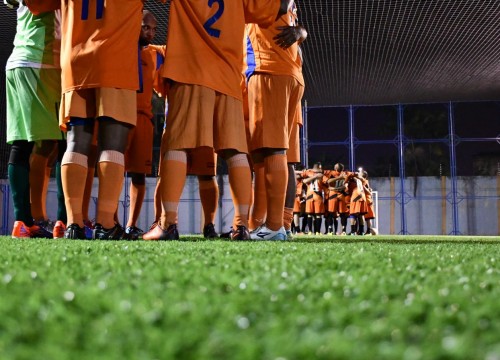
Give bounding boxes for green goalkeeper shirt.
[6,3,60,70]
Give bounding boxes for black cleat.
[64,223,87,240]
[142,223,179,240]
[93,223,125,240]
[203,223,218,239]
[231,225,250,240]
[219,228,233,239]
[123,226,144,240]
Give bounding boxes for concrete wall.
[1,176,499,236]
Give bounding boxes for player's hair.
[334,163,344,171]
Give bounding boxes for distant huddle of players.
[292,162,377,236]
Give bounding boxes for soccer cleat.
[123,226,144,240]
[231,225,250,240]
[93,223,125,240]
[341,231,347,236]
[142,223,179,240]
[219,228,233,239]
[64,223,87,240]
[53,220,67,239]
[11,221,31,238]
[30,221,54,239]
[286,229,294,240]
[250,224,287,241]
[203,223,218,239]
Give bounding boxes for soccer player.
[27,0,152,240]
[142,0,293,240]
[5,2,64,238]
[346,169,368,235]
[292,170,306,234]
[362,170,377,235]
[302,162,326,235]
[325,163,349,235]
[246,0,306,240]
[123,10,166,240]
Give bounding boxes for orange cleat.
[11,221,31,238]
[53,220,67,239]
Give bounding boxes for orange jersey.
[245,1,304,85]
[301,169,326,195]
[137,45,166,117]
[161,0,280,101]
[56,0,148,92]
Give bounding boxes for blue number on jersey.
[81,0,105,20]
[203,0,224,38]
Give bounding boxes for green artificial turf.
[1,235,500,359]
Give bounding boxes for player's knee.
[129,172,146,185]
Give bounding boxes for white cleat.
[250,224,287,241]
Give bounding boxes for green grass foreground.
[1,235,500,359]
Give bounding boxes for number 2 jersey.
[161,0,281,101]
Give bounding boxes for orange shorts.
[162,83,247,154]
[248,74,304,152]
[125,113,154,174]
[287,121,301,164]
[293,196,306,213]
[305,191,325,214]
[187,147,217,176]
[60,88,137,130]
[365,202,375,219]
[350,198,368,215]
[327,192,349,214]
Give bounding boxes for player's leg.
[8,140,35,237]
[123,113,155,239]
[124,172,146,238]
[30,140,57,223]
[248,157,266,230]
[188,147,219,238]
[198,175,219,238]
[93,117,131,239]
[62,119,95,239]
[53,140,68,238]
[283,163,296,239]
[81,142,97,236]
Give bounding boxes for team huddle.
[292,163,377,236]
[5,0,375,240]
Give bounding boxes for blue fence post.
[302,100,309,168]
[397,104,407,235]
[348,105,355,171]
[448,102,460,235]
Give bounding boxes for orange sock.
[41,166,51,219]
[82,145,97,222]
[265,154,288,230]
[249,162,266,230]
[160,150,187,227]
[154,178,162,223]
[29,153,49,221]
[283,207,293,231]
[126,181,145,228]
[227,154,252,228]
[61,152,88,226]
[199,177,218,225]
[96,150,125,229]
